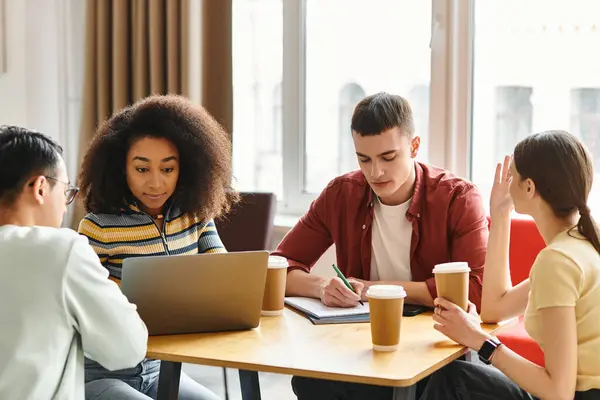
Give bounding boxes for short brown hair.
[351,92,415,136]
[78,95,239,221]
[513,130,600,254]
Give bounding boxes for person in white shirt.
[0,125,148,400]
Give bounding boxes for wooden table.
[147,308,500,400]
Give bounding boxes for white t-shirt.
[370,197,413,281]
[0,226,148,400]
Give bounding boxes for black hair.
[0,125,63,206]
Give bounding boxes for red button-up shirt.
[272,162,488,309]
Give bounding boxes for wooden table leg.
[392,384,416,400]
[157,361,182,400]
[238,370,261,400]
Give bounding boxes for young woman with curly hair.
[77,95,238,400]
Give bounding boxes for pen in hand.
[331,264,364,306]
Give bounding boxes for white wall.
[62,0,86,181]
[23,0,63,142]
[0,0,27,127]
[0,0,84,182]
[0,0,84,227]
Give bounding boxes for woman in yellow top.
[420,130,600,400]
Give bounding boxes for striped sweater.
[78,201,226,279]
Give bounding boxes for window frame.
[276,0,475,216]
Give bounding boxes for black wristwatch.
[478,337,502,364]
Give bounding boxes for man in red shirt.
[273,92,489,399]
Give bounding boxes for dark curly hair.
[78,95,239,221]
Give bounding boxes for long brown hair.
[513,130,600,254]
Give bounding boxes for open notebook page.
[285,297,370,319]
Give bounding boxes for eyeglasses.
[29,176,80,205]
[47,177,80,205]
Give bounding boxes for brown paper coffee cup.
[367,285,407,352]
[261,256,288,316]
[433,262,470,311]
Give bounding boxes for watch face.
[478,338,500,363]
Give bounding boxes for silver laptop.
[121,251,269,335]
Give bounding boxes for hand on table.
[319,277,364,308]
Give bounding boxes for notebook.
[284,297,370,325]
[307,313,370,325]
[285,297,432,325]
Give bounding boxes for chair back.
[488,216,546,284]
[216,192,277,251]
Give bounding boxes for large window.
[232,0,283,200]
[233,0,433,214]
[233,0,600,217]
[337,83,366,175]
[471,0,600,209]
[303,0,432,194]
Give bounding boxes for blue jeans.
[85,358,220,400]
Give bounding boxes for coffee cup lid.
[432,262,470,274]
[366,285,407,299]
[268,255,288,269]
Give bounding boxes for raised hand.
[490,155,514,219]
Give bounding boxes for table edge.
[147,346,469,387]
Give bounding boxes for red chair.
[488,216,546,367]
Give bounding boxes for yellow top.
[525,229,600,391]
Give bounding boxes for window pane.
[303,0,432,194]
[471,0,600,210]
[232,0,283,200]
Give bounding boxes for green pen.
[332,264,364,306]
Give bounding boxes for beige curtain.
[72,0,232,228]
[201,0,233,135]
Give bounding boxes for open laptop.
[121,251,269,335]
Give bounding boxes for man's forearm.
[286,269,327,299]
[360,280,434,306]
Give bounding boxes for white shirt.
[370,197,413,282]
[0,226,148,400]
